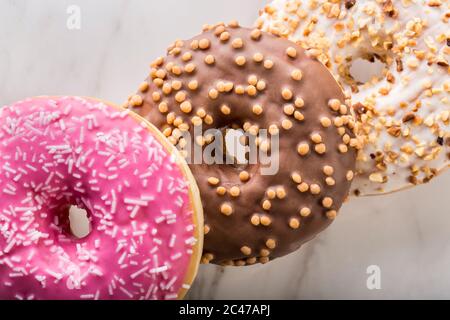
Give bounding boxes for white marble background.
[0,0,449,299]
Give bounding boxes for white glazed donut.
[257,0,450,195]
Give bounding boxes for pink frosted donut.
[0,96,203,300]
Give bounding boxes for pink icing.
[0,96,197,300]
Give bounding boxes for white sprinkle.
[130,266,149,279]
[108,174,118,180]
[63,104,73,115]
[175,196,184,207]
[2,258,14,268]
[161,209,173,215]
[3,188,16,196]
[111,226,118,238]
[171,252,182,261]
[27,250,36,261]
[68,158,74,174]
[46,269,62,280]
[118,251,127,265]
[157,178,163,193]
[105,155,116,166]
[2,165,16,174]
[132,230,146,237]
[169,234,176,248]
[165,293,178,300]
[9,273,24,278]
[119,160,130,169]
[119,287,134,298]
[185,237,197,245]
[111,190,117,214]
[59,119,66,131]
[3,239,16,253]
[46,144,71,151]
[149,266,168,274]
[44,172,55,186]
[155,216,165,224]
[79,126,85,144]
[165,276,178,290]
[108,285,114,296]
[25,164,37,172]
[124,198,148,207]
[139,171,153,179]
[145,284,156,300]
[130,206,140,219]
[140,195,155,202]
[20,217,35,231]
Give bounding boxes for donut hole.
[68,205,91,239]
[203,127,249,167]
[201,127,262,176]
[349,55,386,85]
[225,129,248,165]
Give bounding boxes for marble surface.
[0,0,449,299]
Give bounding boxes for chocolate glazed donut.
[128,22,360,266]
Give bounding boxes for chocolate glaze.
[129,24,357,265]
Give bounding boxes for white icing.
[258,0,449,195]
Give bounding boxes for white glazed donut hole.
[257,0,450,196]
